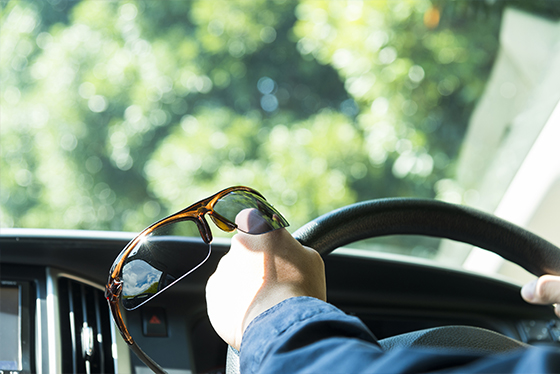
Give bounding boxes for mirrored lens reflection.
[213,191,289,234]
[121,220,210,310]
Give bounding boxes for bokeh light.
[1,0,517,254]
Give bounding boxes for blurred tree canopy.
[1,0,531,238]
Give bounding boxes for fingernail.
[236,208,272,235]
[521,279,537,301]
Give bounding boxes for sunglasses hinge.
[105,279,122,303]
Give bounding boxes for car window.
[2,0,559,275]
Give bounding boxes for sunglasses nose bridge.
[196,213,213,244]
[209,212,237,232]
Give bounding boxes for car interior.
[2,1,560,373]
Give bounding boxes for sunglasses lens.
[213,190,289,234]
[120,220,210,310]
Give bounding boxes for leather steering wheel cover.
[378,325,529,353]
[293,198,560,277]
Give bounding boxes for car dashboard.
[1,229,559,374]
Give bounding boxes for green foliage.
[2,0,521,248]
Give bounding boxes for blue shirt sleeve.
[239,296,560,374]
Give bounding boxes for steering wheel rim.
[292,198,560,354]
[293,198,560,277]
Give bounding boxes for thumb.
[521,275,560,307]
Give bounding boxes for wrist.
[242,285,311,335]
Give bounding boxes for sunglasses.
[105,186,288,373]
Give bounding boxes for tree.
[2,0,512,250]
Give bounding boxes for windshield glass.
[2,1,559,275]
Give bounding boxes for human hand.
[521,275,560,317]
[205,209,326,350]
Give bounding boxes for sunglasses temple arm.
[107,299,167,373]
[130,341,167,374]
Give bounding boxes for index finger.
[521,275,560,305]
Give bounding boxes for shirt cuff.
[239,296,378,373]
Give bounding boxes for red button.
[142,307,168,337]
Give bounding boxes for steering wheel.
[226,198,560,373]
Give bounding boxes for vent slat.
[93,293,106,371]
[59,278,115,373]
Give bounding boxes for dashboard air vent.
[58,278,115,373]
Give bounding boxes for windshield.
[2,1,559,277]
